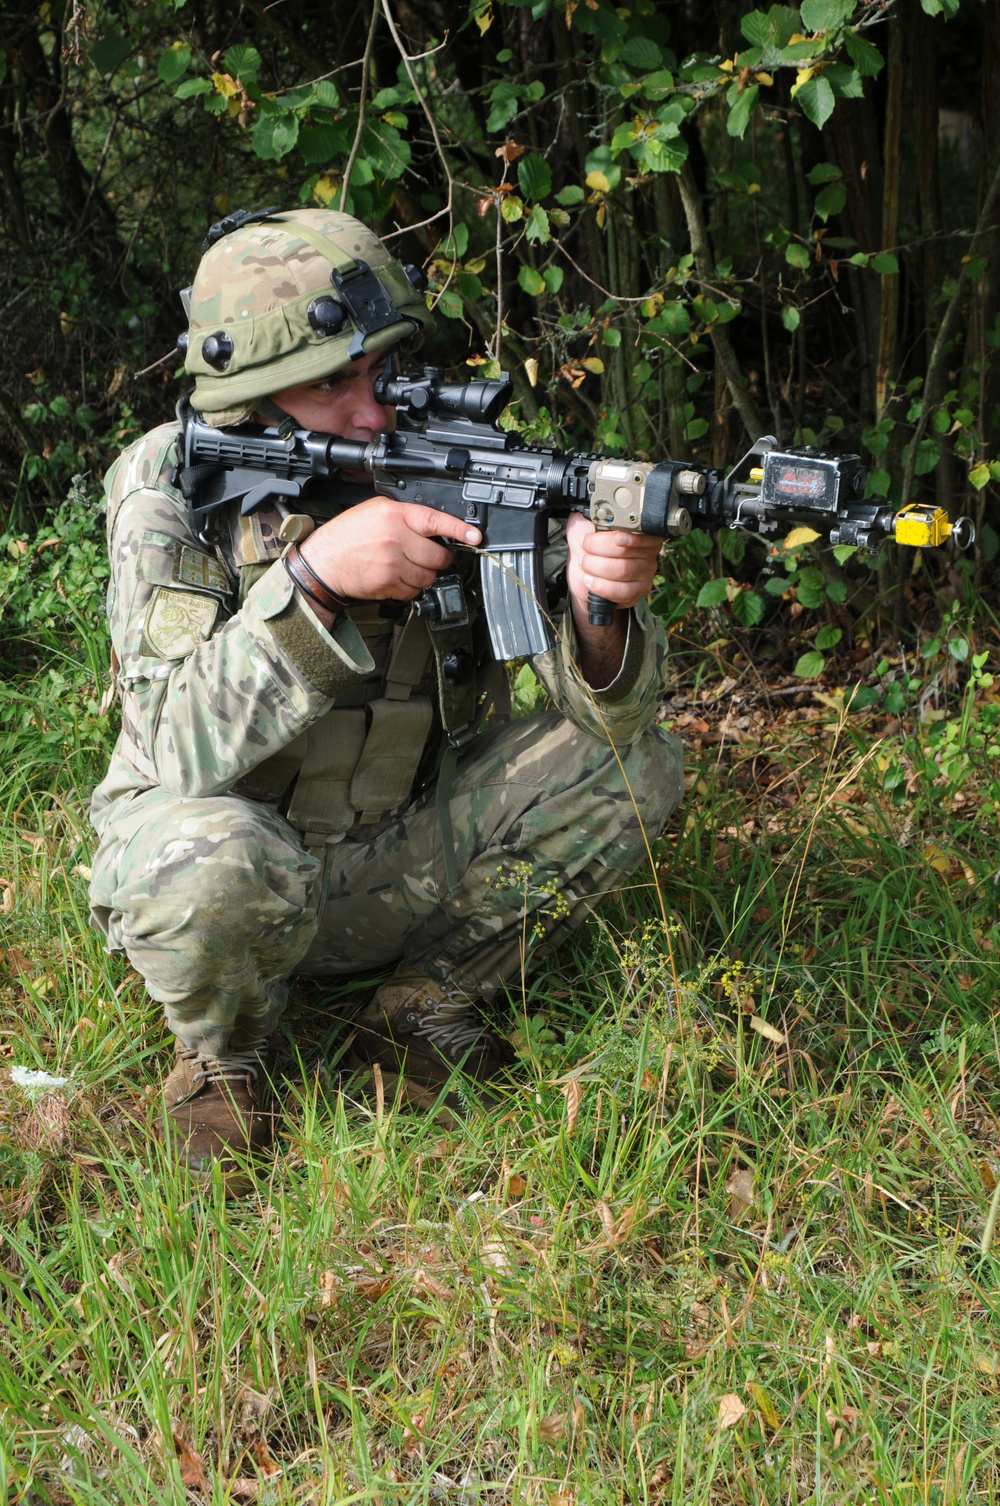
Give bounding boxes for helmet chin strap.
[254,396,298,432]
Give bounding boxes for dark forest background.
[1,0,998,656]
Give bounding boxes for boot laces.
[177,1047,263,1090]
[408,992,494,1060]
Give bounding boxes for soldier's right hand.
[299,499,481,602]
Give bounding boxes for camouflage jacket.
[89,421,669,841]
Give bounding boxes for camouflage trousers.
[89,712,683,1057]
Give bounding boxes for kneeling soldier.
[88,207,683,1183]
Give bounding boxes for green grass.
[3,649,1000,1505]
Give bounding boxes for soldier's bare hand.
[300,500,481,601]
[564,511,660,614]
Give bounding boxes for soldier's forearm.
[570,602,629,688]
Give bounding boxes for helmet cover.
[184,208,431,418]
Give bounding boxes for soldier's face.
[270,350,396,438]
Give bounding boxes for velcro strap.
[286,708,367,843]
[136,532,232,598]
[351,696,433,823]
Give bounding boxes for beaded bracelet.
[283,543,359,615]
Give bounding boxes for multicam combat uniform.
[88,421,684,1059]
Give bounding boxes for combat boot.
[155,1043,273,1192]
[347,963,512,1112]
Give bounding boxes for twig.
[677,161,764,441]
[133,348,183,379]
[341,0,381,205]
[380,0,455,237]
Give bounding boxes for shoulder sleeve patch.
[174,542,232,596]
[141,587,220,659]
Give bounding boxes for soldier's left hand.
[564,511,660,614]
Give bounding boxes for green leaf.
[524,204,551,243]
[298,120,348,164]
[585,145,622,189]
[785,241,810,269]
[223,44,262,82]
[157,44,191,84]
[815,624,842,651]
[360,119,411,178]
[90,33,131,76]
[251,109,300,161]
[806,161,842,185]
[844,31,884,76]
[914,438,940,475]
[871,251,899,275]
[543,266,564,295]
[849,251,871,268]
[782,305,801,333]
[800,0,853,30]
[969,462,992,491]
[685,417,709,441]
[797,579,827,608]
[741,6,801,50]
[733,588,766,627]
[832,543,858,566]
[720,529,747,566]
[795,75,836,129]
[518,154,552,201]
[692,294,718,323]
[602,326,622,347]
[726,83,759,140]
[696,577,730,608]
[824,61,865,99]
[313,81,341,109]
[814,181,847,220]
[485,81,519,134]
[518,265,546,296]
[175,77,213,98]
[457,271,484,302]
[435,288,465,320]
[621,35,663,69]
[650,301,691,335]
[638,68,676,99]
[555,184,585,206]
[795,650,826,679]
[636,135,688,174]
[437,224,469,260]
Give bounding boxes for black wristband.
[284,544,358,616]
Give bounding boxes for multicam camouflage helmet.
[181,207,432,420]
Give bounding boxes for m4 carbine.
[178,364,974,661]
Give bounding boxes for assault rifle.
[178,364,974,661]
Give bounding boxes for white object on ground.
[10,1066,71,1090]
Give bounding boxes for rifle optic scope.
[374,366,512,426]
